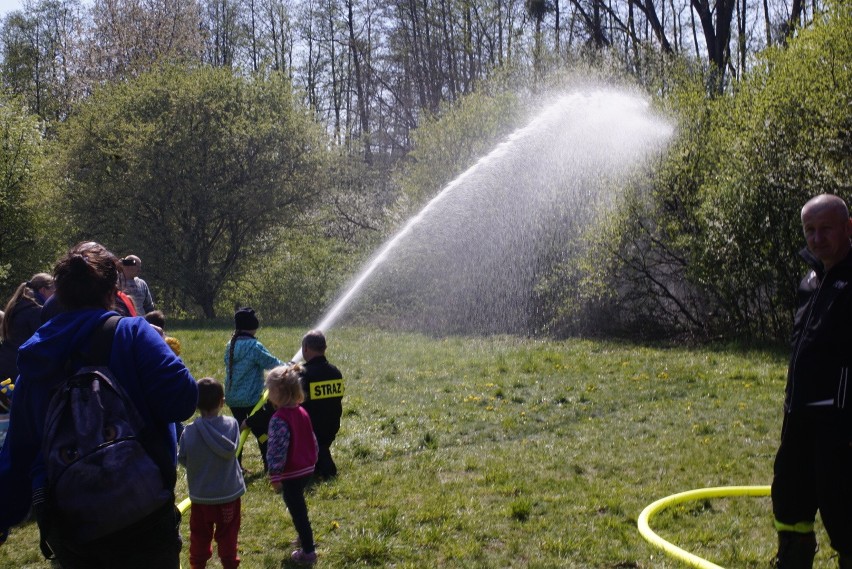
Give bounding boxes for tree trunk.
[346,0,371,162]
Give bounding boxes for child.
[144,309,182,355]
[265,364,319,564]
[224,307,282,471]
[298,329,344,479]
[178,378,246,569]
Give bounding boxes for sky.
[0,0,22,18]
[0,0,23,17]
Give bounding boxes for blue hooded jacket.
[0,308,198,535]
[224,334,282,408]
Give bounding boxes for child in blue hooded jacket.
[224,307,282,471]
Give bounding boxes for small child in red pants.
[179,378,246,569]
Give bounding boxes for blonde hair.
[266,364,305,407]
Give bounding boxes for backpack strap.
[86,315,121,365]
[63,315,121,373]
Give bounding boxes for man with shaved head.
[772,194,852,569]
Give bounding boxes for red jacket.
[267,406,318,483]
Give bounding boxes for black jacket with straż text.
[786,247,852,415]
[300,355,343,446]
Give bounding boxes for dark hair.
[53,242,119,310]
[144,310,166,328]
[1,273,53,341]
[234,307,259,331]
[301,329,327,353]
[197,377,224,412]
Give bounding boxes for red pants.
[189,499,241,569]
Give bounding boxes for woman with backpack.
[0,241,199,569]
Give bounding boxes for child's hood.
[194,416,239,458]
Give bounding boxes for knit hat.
[234,307,259,330]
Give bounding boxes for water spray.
[179,88,674,524]
[311,89,673,335]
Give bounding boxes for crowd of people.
[0,242,345,568]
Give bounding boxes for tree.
[0,93,61,297]
[0,0,86,124]
[86,0,204,81]
[567,0,852,340]
[57,65,327,317]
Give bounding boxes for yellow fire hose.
[637,485,771,569]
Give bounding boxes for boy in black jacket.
[299,330,344,479]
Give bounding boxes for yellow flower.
[165,336,182,355]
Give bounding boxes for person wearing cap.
[224,307,282,472]
[119,255,155,314]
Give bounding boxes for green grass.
[1,327,838,568]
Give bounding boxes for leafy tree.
[398,88,522,207]
[220,227,352,327]
[0,0,86,124]
[565,1,851,340]
[0,92,62,297]
[57,65,327,317]
[86,0,204,80]
[694,0,852,337]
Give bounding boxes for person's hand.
[271,481,282,492]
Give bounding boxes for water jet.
[314,89,673,338]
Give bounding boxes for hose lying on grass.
[637,485,771,569]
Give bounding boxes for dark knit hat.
[234,307,259,330]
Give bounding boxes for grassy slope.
[2,326,835,568]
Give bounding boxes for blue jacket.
[0,308,198,535]
[224,334,282,408]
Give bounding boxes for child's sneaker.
[291,549,317,565]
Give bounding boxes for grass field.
[0,326,837,568]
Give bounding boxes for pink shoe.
[291,549,317,564]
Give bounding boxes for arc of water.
[233,100,556,464]
[312,95,578,335]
